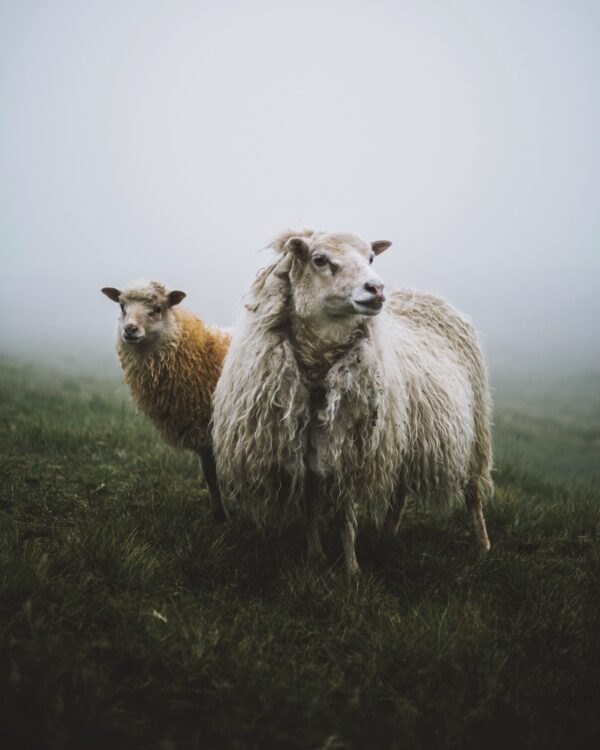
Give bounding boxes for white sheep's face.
[281,233,391,322]
[101,280,186,347]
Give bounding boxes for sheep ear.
[167,290,186,307]
[371,240,392,256]
[274,253,295,279]
[101,287,121,303]
[284,237,310,259]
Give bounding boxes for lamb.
[102,279,231,521]
[212,230,493,574]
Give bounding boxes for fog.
[1,0,599,375]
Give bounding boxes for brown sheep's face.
[101,281,186,347]
[282,233,391,323]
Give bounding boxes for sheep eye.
[313,254,328,267]
[369,256,374,265]
[120,304,125,314]
[153,306,162,315]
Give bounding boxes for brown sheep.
[102,279,230,521]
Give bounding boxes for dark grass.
[1,358,600,749]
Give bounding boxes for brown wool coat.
[118,307,230,453]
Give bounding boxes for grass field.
[1,357,599,749]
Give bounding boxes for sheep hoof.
[345,559,361,578]
[212,506,229,524]
[475,538,491,558]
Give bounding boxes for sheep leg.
[464,480,490,554]
[303,470,325,563]
[338,503,360,576]
[384,488,407,535]
[198,447,228,523]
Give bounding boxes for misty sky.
[1,0,598,372]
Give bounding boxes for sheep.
[101,279,231,521]
[212,230,493,574]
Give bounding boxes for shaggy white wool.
[212,243,493,528]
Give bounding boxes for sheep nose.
[124,323,139,335]
[364,282,385,301]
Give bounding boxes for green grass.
[492,372,600,488]
[1,357,599,749]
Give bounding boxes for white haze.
[1,0,599,375]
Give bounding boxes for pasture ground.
[1,357,599,749]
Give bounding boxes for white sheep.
[212,231,492,574]
[102,279,231,521]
